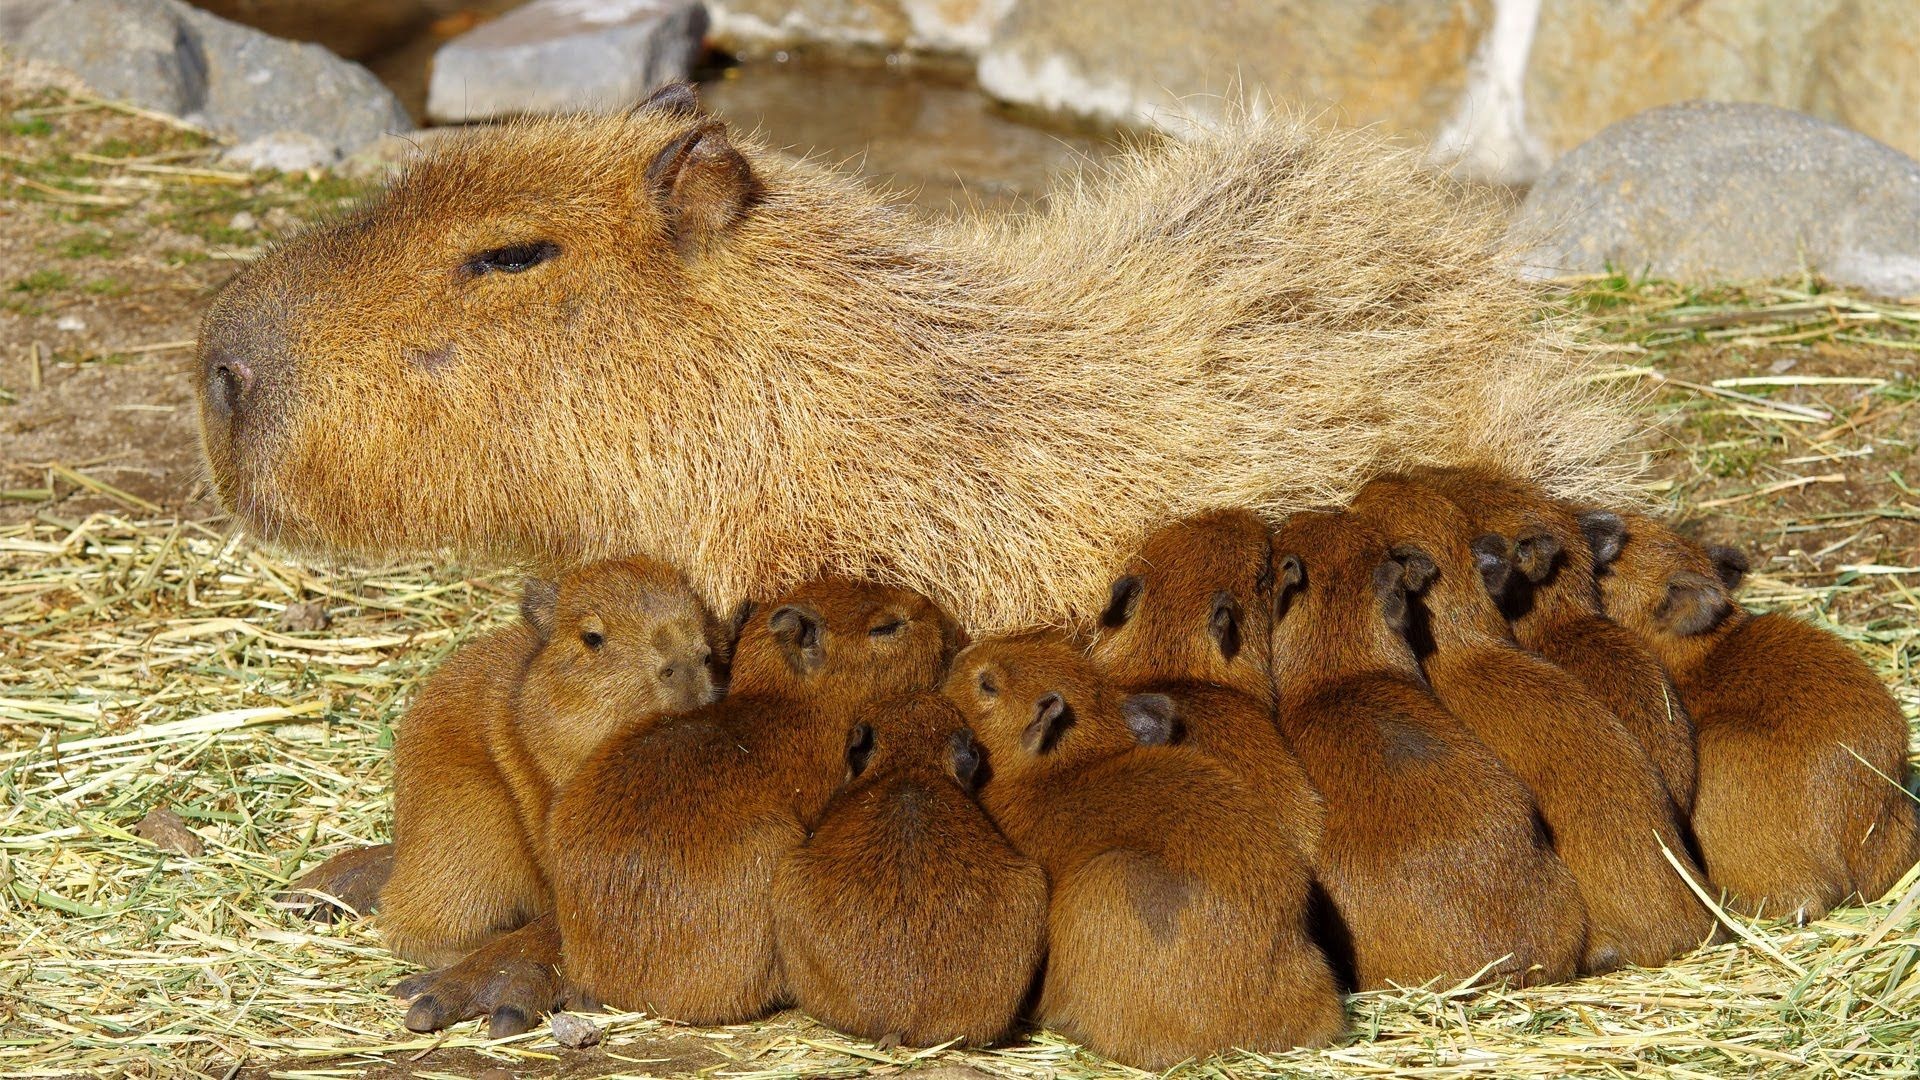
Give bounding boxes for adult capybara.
[1598,512,1920,921]
[771,693,1048,1047]
[941,632,1343,1069]
[1087,510,1324,857]
[1267,510,1585,989]
[1412,466,1698,814]
[542,579,960,1026]
[1350,477,1714,971]
[194,83,1632,634]
[379,557,721,968]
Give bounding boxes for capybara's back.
[195,86,1633,634]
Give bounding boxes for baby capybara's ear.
[1468,534,1512,599]
[1578,509,1628,568]
[1272,555,1305,621]
[644,120,762,259]
[1372,559,1412,632]
[1707,545,1750,591]
[844,723,876,778]
[768,604,826,674]
[1100,574,1143,628]
[520,578,559,641]
[947,729,984,790]
[1021,692,1073,755]
[1654,571,1734,637]
[1122,693,1179,746]
[632,81,701,119]
[1513,527,1562,585]
[1208,591,1243,661]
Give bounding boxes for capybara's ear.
[1578,509,1627,568]
[767,604,825,673]
[1208,590,1243,661]
[1122,693,1179,746]
[1654,571,1733,637]
[1273,554,1305,620]
[947,729,984,790]
[1372,559,1411,632]
[713,599,754,664]
[1100,574,1143,628]
[1021,691,1073,755]
[1468,534,1511,599]
[1514,527,1562,585]
[632,81,701,119]
[644,120,761,259]
[844,722,876,778]
[520,578,559,641]
[1707,545,1749,590]
[1391,543,1439,595]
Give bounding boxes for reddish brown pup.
[1088,509,1324,862]
[942,633,1343,1069]
[1268,510,1586,988]
[314,557,721,970]
[1412,466,1698,814]
[544,579,960,1025]
[1598,512,1920,921]
[1351,477,1714,972]
[771,692,1048,1047]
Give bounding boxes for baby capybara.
[771,692,1047,1047]
[380,557,720,968]
[1350,477,1714,971]
[1598,512,1920,921]
[1412,466,1698,813]
[545,579,960,1025]
[1268,510,1586,989]
[1087,509,1324,860]
[942,632,1343,1069]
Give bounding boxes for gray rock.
[1511,101,1920,299]
[7,0,409,165]
[426,0,708,123]
[547,1011,602,1049]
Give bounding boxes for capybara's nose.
[202,348,255,420]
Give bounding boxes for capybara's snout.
[195,268,301,486]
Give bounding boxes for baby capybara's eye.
[464,241,559,277]
[580,630,604,650]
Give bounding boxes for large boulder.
[1511,101,1920,298]
[704,0,1012,57]
[426,0,708,122]
[185,0,435,59]
[975,0,1490,138]
[5,0,410,169]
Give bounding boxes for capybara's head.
[516,556,722,767]
[840,692,988,798]
[1348,474,1514,646]
[727,579,958,703]
[942,632,1171,787]
[1088,509,1273,697]
[192,84,780,567]
[1410,466,1609,621]
[1594,511,1749,670]
[1268,510,1432,691]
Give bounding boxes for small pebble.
[276,600,332,633]
[549,1011,602,1049]
[229,210,258,232]
[476,1070,514,1080]
[134,806,205,857]
[55,315,85,332]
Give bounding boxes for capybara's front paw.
[276,843,394,923]
[393,914,567,1038]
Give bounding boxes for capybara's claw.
[391,914,567,1036]
[277,843,394,922]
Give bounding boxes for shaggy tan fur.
[196,87,1634,634]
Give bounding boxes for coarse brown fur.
[1350,478,1714,971]
[941,633,1343,1069]
[546,578,960,1025]
[195,84,1635,635]
[377,557,721,968]
[1597,512,1920,921]
[1087,510,1324,859]
[1267,510,1586,989]
[771,692,1047,1047]
[1410,466,1698,813]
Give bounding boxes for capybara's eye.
[580,630,604,650]
[465,241,559,276]
[868,618,907,638]
[978,672,999,696]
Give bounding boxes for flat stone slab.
[427,0,708,123]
